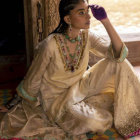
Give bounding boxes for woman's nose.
[87,13,91,19]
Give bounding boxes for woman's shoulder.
[81,29,97,43]
[34,34,57,56]
[81,29,97,39]
[45,33,62,46]
[38,34,57,48]
[81,29,94,34]
[86,29,103,42]
[45,33,56,43]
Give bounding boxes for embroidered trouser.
[57,58,140,137]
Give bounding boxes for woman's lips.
[86,21,90,25]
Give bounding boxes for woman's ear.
[64,15,71,24]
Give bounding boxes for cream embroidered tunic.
[17,30,126,119]
[1,29,139,140]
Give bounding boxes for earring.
[69,24,72,32]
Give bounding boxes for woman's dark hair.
[50,0,87,35]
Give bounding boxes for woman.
[0,0,140,139]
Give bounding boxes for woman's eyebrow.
[77,8,85,11]
[77,7,89,12]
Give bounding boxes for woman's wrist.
[100,17,110,26]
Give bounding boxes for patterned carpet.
[86,128,123,140]
[0,89,123,140]
[0,89,15,106]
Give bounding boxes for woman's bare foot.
[0,106,8,112]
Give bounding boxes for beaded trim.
[117,112,140,137]
[17,81,37,101]
[54,32,86,72]
[125,128,140,138]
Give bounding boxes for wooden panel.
[31,0,45,46]
[24,0,34,67]
[24,0,45,66]
[44,0,60,36]
[126,41,140,65]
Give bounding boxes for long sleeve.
[16,35,54,102]
[88,30,128,62]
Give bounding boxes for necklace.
[64,34,81,43]
[64,37,81,72]
[55,32,86,72]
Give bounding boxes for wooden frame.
[23,0,46,67]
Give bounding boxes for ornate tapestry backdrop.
[45,0,60,37]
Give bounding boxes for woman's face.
[67,1,91,30]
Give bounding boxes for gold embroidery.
[54,32,86,72]
[116,112,140,137]
[54,35,67,70]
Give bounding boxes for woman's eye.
[79,11,85,15]
[79,10,89,15]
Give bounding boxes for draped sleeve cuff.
[108,42,128,63]
[16,81,37,102]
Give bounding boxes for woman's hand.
[0,106,8,112]
[89,5,107,21]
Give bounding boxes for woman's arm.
[17,36,53,102]
[101,18,123,57]
[89,5,123,58]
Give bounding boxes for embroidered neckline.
[54,32,86,72]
